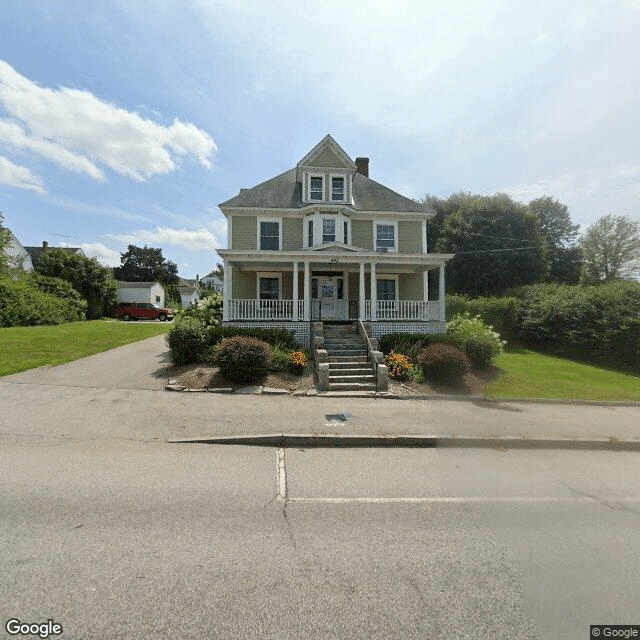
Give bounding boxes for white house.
[177,278,199,307]
[117,281,165,307]
[200,271,223,292]
[4,229,34,271]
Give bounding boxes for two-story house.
[217,135,452,347]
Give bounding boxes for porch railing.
[227,299,439,321]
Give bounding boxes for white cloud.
[108,225,225,251]
[0,60,216,182]
[0,154,46,195]
[81,242,121,267]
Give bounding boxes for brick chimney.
[355,157,369,178]
[42,241,48,252]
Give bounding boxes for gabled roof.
[219,167,426,213]
[25,245,85,262]
[117,281,162,289]
[297,134,357,171]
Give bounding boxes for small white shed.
[117,281,165,307]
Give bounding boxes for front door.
[317,277,344,320]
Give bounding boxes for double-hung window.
[310,177,323,201]
[308,219,314,247]
[376,223,396,252]
[331,176,345,201]
[260,221,280,250]
[259,277,279,300]
[322,218,335,243]
[377,279,396,301]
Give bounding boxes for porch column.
[222,259,230,321]
[439,264,445,322]
[370,261,377,321]
[359,261,365,319]
[292,261,299,321]
[423,269,430,321]
[303,261,310,321]
[342,269,349,319]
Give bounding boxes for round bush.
[465,339,493,369]
[417,343,469,384]
[213,336,272,383]
[165,319,209,365]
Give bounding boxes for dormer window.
[331,176,345,201]
[310,176,323,201]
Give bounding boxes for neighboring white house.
[178,277,199,307]
[24,241,85,267]
[117,281,165,307]
[200,271,223,292]
[3,229,34,271]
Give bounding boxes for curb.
[166,433,640,451]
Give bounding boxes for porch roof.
[217,248,453,272]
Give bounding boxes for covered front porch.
[218,248,451,323]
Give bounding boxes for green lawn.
[486,348,640,402]
[0,320,171,377]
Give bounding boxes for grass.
[486,347,640,402]
[0,320,171,377]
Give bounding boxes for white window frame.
[330,173,346,203]
[376,274,399,301]
[322,218,336,244]
[304,213,351,248]
[257,217,282,251]
[374,220,398,253]
[309,175,324,202]
[256,272,282,300]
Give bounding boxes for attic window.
[331,176,345,201]
[310,177,323,201]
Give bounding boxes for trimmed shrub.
[208,325,299,349]
[446,312,506,358]
[0,276,86,327]
[465,339,493,369]
[213,336,272,383]
[417,343,470,384]
[384,352,413,380]
[165,319,209,365]
[378,332,453,360]
[446,293,520,340]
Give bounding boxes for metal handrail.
[358,318,378,394]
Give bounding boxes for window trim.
[304,213,351,248]
[257,217,282,251]
[256,272,282,300]
[322,218,336,244]
[374,220,398,253]
[309,175,324,202]
[330,174,346,202]
[376,274,399,301]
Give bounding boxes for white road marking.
[276,447,287,502]
[287,496,640,504]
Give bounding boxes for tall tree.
[580,213,640,283]
[435,193,548,296]
[36,249,118,319]
[113,245,179,285]
[528,196,582,283]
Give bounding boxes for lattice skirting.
[369,321,446,339]
[222,321,311,348]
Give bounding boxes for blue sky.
[1,0,639,278]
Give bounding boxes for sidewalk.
[2,335,639,450]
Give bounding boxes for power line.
[453,246,537,255]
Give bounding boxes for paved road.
[2,336,640,639]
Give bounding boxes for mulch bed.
[168,362,499,396]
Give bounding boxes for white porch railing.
[228,299,294,320]
[375,300,439,320]
[228,299,440,321]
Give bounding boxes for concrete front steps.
[323,323,377,391]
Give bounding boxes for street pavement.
[2,335,640,639]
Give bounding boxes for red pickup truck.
[116,302,174,321]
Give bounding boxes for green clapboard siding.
[399,272,424,300]
[231,216,257,250]
[232,270,256,299]
[283,218,303,250]
[351,220,373,250]
[309,147,347,168]
[398,221,423,253]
